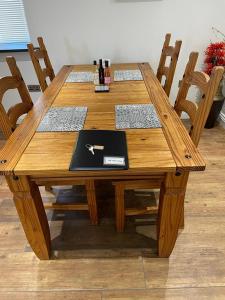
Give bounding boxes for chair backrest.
[27,37,55,92]
[0,56,33,139]
[174,52,224,147]
[157,33,182,97]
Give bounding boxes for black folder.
[69,130,129,170]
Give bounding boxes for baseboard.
[219,111,225,129]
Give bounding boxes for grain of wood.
[0,65,72,175]
[5,175,51,259]
[139,62,206,172]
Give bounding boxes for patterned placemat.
[114,70,143,81]
[66,72,94,83]
[115,104,162,129]
[37,107,87,132]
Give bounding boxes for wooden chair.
[174,52,224,146]
[0,57,98,224]
[113,52,224,232]
[0,56,33,139]
[27,37,55,92]
[156,33,182,97]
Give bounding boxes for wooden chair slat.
[0,77,20,98]
[189,71,210,93]
[178,99,198,125]
[162,66,169,78]
[125,206,158,216]
[163,45,175,56]
[34,49,45,59]
[7,102,33,129]
[44,203,89,211]
[43,67,52,78]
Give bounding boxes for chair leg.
[85,180,98,225]
[115,184,125,232]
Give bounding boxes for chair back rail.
[174,52,224,146]
[28,37,55,92]
[157,33,182,96]
[0,57,33,139]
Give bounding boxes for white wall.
[1,0,225,110]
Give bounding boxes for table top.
[0,63,205,178]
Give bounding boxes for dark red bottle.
[98,59,105,84]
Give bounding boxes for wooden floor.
[0,124,225,299]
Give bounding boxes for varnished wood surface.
[5,175,51,259]
[0,65,72,175]
[0,62,205,177]
[14,130,175,176]
[0,124,225,298]
[139,63,206,172]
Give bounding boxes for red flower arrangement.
[204,27,225,76]
[204,42,225,75]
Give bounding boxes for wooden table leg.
[157,172,189,257]
[85,180,98,225]
[6,175,51,260]
[179,172,189,229]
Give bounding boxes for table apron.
[31,173,166,186]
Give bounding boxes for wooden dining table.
[0,62,205,260]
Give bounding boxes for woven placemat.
[37,106,87,132]
[66,72,94,83]
[115,104,162,129]
[114,70,143,81]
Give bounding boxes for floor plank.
[0,291,101,300]
[0,253,145,291]
[102,287,225,299]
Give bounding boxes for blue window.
[0,0,30,52]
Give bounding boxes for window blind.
[0,0,30,51]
